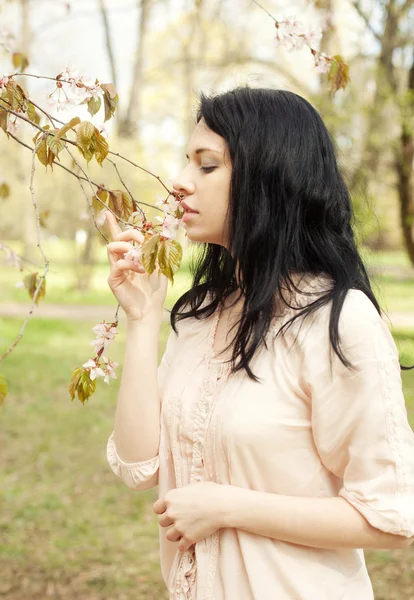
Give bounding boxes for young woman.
[105,87,414,600]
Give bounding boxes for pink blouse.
[107,275,414,599]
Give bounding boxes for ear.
[105,211,122,239]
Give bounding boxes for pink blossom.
[314,55,331,74]
[82,358,106,381]
[101,356,118,384]
[124,245,143,267]
[0,74,10,90]
[90,321,118,354]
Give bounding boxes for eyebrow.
[185,148,222,158]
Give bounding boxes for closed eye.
[200,166,217,173]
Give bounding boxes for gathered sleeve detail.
[106,324,178,491]
[301,289,414,538]
[106,431,160,490]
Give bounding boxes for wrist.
[216,484,250,529]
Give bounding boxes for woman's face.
[173,119,232,247]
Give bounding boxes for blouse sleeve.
[301,289,414,538]
[106,325,178,491]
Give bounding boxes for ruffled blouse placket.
[172,305,232,600]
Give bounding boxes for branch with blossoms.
[0,66,186,405]
[252,0,350,94]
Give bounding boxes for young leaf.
[101,83,119,122]
[36,138,49,168]
[92,188,109,215]
[93,127,109,165]
[69,368,97,404]
[141,233,160,275]
[108,190,134,220]
[157,239,182,284]
[12,52,29,72]
[6,79,28,112]
[0,182,10,198]
[55,117,81,141]
[328,55,350,94]
[23,272,46,304]
[87,96,101,117]
[0,108,8,135]
[46,132,66,156]
[27,102,41,125]
[0,373,7,405]
[76,120,96,163]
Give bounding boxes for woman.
[105,87,414,600]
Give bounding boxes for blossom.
[0,74,10,90]
[314,55,332,74]
[90,321,118,354]
[101,356,118,384]
[0,242,22,269]
[124,245,143,266]
[156,213,181,240]
[82,358,106,381]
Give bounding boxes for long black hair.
[169,86,413,382]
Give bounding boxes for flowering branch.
[251,0,350,93]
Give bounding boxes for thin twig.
[107,158,145,220]
[66,146,109,242]
[2,103,172,196]
[0,140,49,364]
[6,131,164,214]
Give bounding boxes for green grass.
[1,244,414,312]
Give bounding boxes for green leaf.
[46,132,66,156]
[12,52,29,72]
[93,127,109,165]
[0,182,10,198]
[141,233,160,275]
[108,190,134,221]
[157,239,182,284]
[27,102,41,125]
[87,96,101,117]
[23,272,46,304]
[92,188,109,215]
[55,117,81,141]
[0,373,7,405]
[69,368,97,404]
[6,79,28,112]
[101,83,119,122]
[328,55,350,94]
[36,138,49,168]
[0,108,8,136]
[76,121,96,163]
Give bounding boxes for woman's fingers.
[165,526,182,543]
[107,241,134,266]
[105,211,122,239]
[113,228,145,244]
[110,258,146,277]
[158,513,174,528]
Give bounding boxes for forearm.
[220,487,412,550]
[113,314,162,462]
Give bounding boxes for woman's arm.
[217,485,414,550]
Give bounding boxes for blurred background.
[0,0,413,598]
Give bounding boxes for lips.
[180,200,199,214]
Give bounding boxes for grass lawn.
[1,244,414,313]
[0,312,413,598]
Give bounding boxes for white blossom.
[82,358,106,381]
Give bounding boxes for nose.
[172,166,195,196]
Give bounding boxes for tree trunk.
[118,0,151,138]
[98,0,118,91]
[396,58,414,266]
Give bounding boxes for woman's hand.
[153,482,233,553]
[105,211,168,323]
